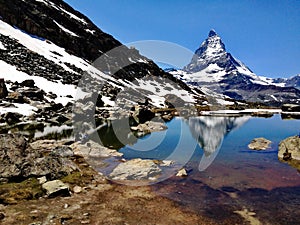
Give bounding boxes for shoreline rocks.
[278,135,300,170]
[0,134,78,182]
[248,137,272,150]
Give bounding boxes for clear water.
[117,115,300,224]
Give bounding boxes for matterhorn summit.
[184,29,254,78]
[170,29,300,105]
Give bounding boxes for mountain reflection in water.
[187,116,250,170]
[95,116,250,170]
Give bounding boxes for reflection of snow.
[188,116,249,171]
[188,116,249,155]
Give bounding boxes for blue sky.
[64,0,300,78]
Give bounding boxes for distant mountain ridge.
[171,30,300,105]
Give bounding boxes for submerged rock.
[278,136,300,169]
[109,158,161,181]
[248,137,272,150]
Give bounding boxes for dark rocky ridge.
[0,0,192,91]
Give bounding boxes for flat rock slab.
[109,158,162,181]
[248,137,272,150]
[71,140,123,158]
[42,180,70,197]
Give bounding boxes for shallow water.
[117,115,300,224]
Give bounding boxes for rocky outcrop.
[0,134,77,182]
[0,78,8,98]
[109,158,161,181]
[248,137,272,150]
[278,136,300,170]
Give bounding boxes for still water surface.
[115,115,300,224]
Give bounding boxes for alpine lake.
[37,113,300,224]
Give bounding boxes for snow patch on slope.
[0,60,76,105]
[0,20,89,72]
[53,20,79,37]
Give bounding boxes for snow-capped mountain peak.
[170,30,300,105]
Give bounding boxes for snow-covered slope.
[170,30,300,105]
[0,0,200,122]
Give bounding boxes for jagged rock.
[42,180,70,197]
[176,168,188,177]
[109,158,161,181]
[248,137,272,150]
[0,134,78,181]
[0,78,8,98]
[278,136,300,168]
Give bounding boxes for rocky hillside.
[171,30,300,106]
[0,0,207,136]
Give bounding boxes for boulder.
[6,92,26,103]
[109,158,161,181]
[176,168,188,177]
[0,134,78,181]
[0,78,8,98]
[20,79,35,88]
[278,136,300,164]
[2,112,23,125]
[42,180,70,197]
[20,88,45,101]
[248,137,272,150]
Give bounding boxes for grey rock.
[278,136,300,161]
[109,158,161,181]
[248,137,272,150]
[42,180,70,197]
[0,134,77,181]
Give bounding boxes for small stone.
[161,160,174,167]
[64,204,69,209]
[176,168,188,177]
[73,185,82,194]
[37,176,47,184]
